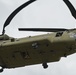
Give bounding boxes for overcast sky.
[0,0,76,75]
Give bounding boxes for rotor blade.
[2,0,36,35]
[63,0,76,19]
[18,28,67,32]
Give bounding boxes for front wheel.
[0,67,4,73]
[42,62,48,69]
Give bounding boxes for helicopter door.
[14,52,23,61]
[13,51,30,61]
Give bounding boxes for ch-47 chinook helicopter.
[0,0,76,73]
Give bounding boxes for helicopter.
[0,0,76,73]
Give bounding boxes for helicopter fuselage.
[0,0,76,73]
[0,30,76,69]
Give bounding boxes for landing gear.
[42,62,48,69]
[0,67,4,73]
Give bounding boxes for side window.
[55,32,63,37]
